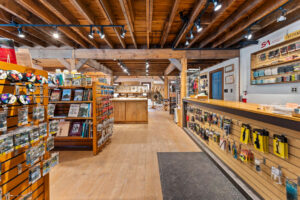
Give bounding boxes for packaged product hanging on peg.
[29,126,40,144]
[0,132,14,156]
[49,120,59,135]
[14,128,30,150]
[271,166,282,185]
[223,118,232,136]
[253,129,269,153]
[240,124,251,144]
[46,137,54,151]
[219,137,226,151]
[29,164,41,184]
[0,109,8,132]
[18,107,28,126]
[286,178,298,200]
[239,149,254,163]
[39,122,48,138]
[273,134,288,159]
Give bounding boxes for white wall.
[240,20,300,104]
[201,57,240,101]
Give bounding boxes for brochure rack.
[0,61,50,200]
[49,82,114,155]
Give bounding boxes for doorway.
[210,68,224,100]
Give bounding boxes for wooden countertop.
[111,98,148,101]
[184,98,300,122]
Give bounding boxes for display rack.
[49,82,113,155]
[0,61,51,200]
[250,36,300,85]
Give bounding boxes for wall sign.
[225,75,234,84]
[224,64,234,73]
[284,29,300,41]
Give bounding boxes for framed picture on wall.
[225,64,234,73]
[225,75,234,84]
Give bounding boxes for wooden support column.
[164,76,168,99]
[180,57,187,127]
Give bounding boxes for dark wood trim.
[209,67,224,100]
[183,99,300,132]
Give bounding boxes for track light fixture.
[195,21,203,33]
[99,27,105,39]
[88,26,94,39]
[244,29,253,40]
[189,30,194,39]
[211,0,222,11]
[17,27,25,38]
[53,27,59,39]
[185,40,189,46]
[121,28,126,38]
[277,7,287,22]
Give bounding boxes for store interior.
[0,0,299,200]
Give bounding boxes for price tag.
[15,85,20,96]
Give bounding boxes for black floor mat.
[157,152,247,200]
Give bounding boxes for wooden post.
[164,76,168,111]
[180,58,187,127]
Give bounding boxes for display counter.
[112,98,148,123]
[183,98,300,200]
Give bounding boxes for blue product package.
[286,179,298,200]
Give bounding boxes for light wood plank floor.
[50,110,200,200]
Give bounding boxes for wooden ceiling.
[0,0,298,49]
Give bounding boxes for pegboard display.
[184,100,300,200]
[0,61,58,200]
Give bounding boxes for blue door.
[211,71,223,100]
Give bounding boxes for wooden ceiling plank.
[160,0,180,48]
[16,0,89,48]
[164,63,176,75]
[0,29,34,47]
[0,0,74,47]
[119,0,137,48]
[96,0,126,48]
[173,0,207,48]
[146,0,153,48]
[212,0,289,48]
[39,0,100,48]
[199,0,265,48]
[69,0,114,48]
[187,0,239,48]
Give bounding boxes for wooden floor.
[50,110,200,200]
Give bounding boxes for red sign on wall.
[0,38,17,64]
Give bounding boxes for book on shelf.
[69,121,82,136]
[57,121,71,137]
[50,89,61,101]
[78,103,91,117]
[81,120,91,138]
[61,89,72,101]
[74,89,83,101]
[82,89,93,101]
[64,74,73,86]
[72,73,82,86]
[68,104,80,117]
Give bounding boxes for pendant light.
[17,27,25,38]
[212,0,222,11]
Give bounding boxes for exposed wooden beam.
[86,59,113,75]
[164,63,176,75]
[113,76,119,82]
[187,0,239,48]
[169,58,182,70]
[0,29,34,47]
[29,48,240,60]
[199,0,264,48]
[212,0,289,48]
[159,76,164,82]
[69,0,114,48]
[119,0,137,48]
[96,0,126,48]
[173,0,207,48]
[16,0,89,48]
[0,0,74,47]
[146,0,153,48]
[160,0,180,48]
[75,59,89,70]
[39,0,100,48]
[57,58,71,70]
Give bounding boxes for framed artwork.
[225,64,234,73]
[225,75,234,84]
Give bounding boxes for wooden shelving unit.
[250,36,300,85]
[49,82,113,155]
[0,61,50,200]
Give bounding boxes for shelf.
[49,85,93,89]
[49,101,93,103]
[253,71,300,79]
[49,117,93,120]
[251,80,300,85]
[251,57,300,70]
[54,136,92,141]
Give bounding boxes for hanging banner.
[0,38,17,64]
[284,29,300,41]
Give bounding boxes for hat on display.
[18,95,30,105]
[0,70,7,80]
[7,70,23,82]
[23,72,36,82]
[1,94,17,104]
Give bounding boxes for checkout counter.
[183,98,300,200]
[112,98,148,124]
